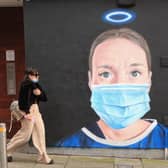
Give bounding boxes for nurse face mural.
[55,28,168,148]
[88,28,152,140]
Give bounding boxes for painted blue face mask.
[90,84,151,129]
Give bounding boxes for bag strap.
[8,110,14,133]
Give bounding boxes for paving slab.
[66,156,114,168]
[114,158,143,168]
[8,153,67,168]
[142,159,168,168]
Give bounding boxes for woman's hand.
[24,114,33,120]
[33,88,41,95]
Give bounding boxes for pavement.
[7,152,168,168]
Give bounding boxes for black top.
[18,79,47,113]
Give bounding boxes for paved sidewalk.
[8,152,168,168]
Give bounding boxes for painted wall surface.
[23,0,168,148]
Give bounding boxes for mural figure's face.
[89,38,151,86]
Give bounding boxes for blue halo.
[102,9,136,25]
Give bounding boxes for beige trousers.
[7,104,51,163]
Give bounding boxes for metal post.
[0,123,8,168]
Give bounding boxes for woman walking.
[7,68,53,164]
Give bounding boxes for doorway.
[0,7,25,138]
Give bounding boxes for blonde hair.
[89,28,151,72]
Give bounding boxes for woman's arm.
[33,83,48,102]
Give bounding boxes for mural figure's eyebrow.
[97,65,112,69]
[130,63,144,67]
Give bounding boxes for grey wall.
[23,0,168,145]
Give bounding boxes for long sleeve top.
[18,79,47,113]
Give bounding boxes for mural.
[23,1,168,148]
[54,28,168,148]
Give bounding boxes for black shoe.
[47,159,54,164]
[7,156,13,162]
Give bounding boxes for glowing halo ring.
[102,9,136,25]
[105,11,132,23]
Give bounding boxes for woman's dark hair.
[24,67,39,80]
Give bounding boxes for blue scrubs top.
[55,119,168,149]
